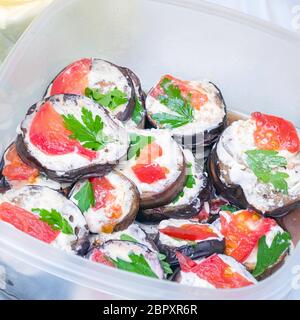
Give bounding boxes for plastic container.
[0,0,300,300]
[0,1,53,62]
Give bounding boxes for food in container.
[146,74,227,148]
[208,112,300,218]
[117,129,187,209]
[69,171,139,234]
[45,58,146,127]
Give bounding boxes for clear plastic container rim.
[0,0,299,299]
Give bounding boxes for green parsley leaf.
[220,204,239,213]
[120,234,138,243]
[172,163,195,204]
[132,98,144,125]
[159,77,194,119]
[245,150,289,194]
[81,107,103,133]
[74,181,95,213]
[158,253,173,275]
[32,208,73,235]
[151,113,191,129]
[269,172,289,194]
[252,231,291,277]
[63,107,109,151]
[85,87,128,111]
[127,133,154,160]
[151,77,194,129]
[111,253,159,278]
[158,253,167,260]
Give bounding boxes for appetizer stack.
[0,58,299,290]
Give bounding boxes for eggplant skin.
[146,81,227,147]
[0,142,13,193]
[155,235,225,267]
[72,236,91,256]
[279,208,300,245]
[208,143,300,218]
[122,67,147,128]
[204,82,228,147]
[0,178,9,194]
[113,175,140,232]
[136,91,147,129]
[0,151,10,193]
[137,172,211,223]
[112,63,136,122]
[44,59,136,122]
[122,67,144,103]
[137,196,202,223]
[169,268,182,283]
[139,152,187,209]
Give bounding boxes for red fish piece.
[194,254,254,289]
[90,177,115,210]
[136,142,163,165]
[132,163,168,184]
[151,74,208,110]
[176,252,254,288]
[252,112,300,153]
[160,224,218,241]
[91,248,115,267]
[220,210,276,263]
[50,58,92,95]
[3,144,39,182]
[131,141,168,184]
[0,202,59,243]
[176,252,197,272]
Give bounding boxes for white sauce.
[167,149,204,207]
[179,272,215,288]
[136,221,159,237]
